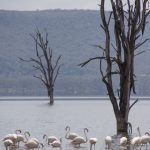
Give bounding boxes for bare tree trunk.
[116,114,128,134]
[47,87,54,105]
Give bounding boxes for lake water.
[0,99,150,150]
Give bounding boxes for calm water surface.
[0,99,150,150]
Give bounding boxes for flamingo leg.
[90,143,92,150]
[18,142,19,148]
[146,143,148,150]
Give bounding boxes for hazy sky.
[0,0,134,11]
[0,0,113,11]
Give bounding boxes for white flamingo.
[51,138,62,148]
[89,138,97,150]
[24,131,43,147]
[130,136,141,149]
[130,127,142,149]
[137,127,150,149]
[120,137,127,146]
[3,139,13,150]
[3,133,17,144]
[65,126,78,140]
[71,128,88,147]
[105,136,112,149]
[144,132,150,143]
[15,130,26,147]
[43,134,58,145]
[140,133,150,149]
[3,129,23,146]
[24,139,44,149]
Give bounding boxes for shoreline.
[0,96,149,101]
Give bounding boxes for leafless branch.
[134,50,145,56]
[135,38,150,50]
[79,57,105,67]
[129,98,139,111]
[91,44,105,51]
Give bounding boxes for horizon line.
[0,8,107,12]
[0,96,150,100]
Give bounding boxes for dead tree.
[20,29,62,105]
[80,0,150,134]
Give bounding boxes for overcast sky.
[0,0,134,11]
[0,0,114,11]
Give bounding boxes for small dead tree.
[20,29,62,105]
[80,0,150,134]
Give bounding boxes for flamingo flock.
[2,126,150,150]
[1,126,98,150]
[105,127,150,150]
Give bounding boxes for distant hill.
[0,9,150,96]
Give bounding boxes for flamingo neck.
[137,127,141,136]
[90,143,92,150]
[24,132,30,142]
[43,134,48,142]
[65,126,70,139]
[84,129,88,143]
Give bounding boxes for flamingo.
[65,126,78,140]
[71,128,88,147]
[140,133,150,149]
[3,133,17,144]
[24,139,44,149]
[51,138,62,148]
[130,136,141,149]
[137,127,150,149]
[24,131,44,149]
[105,136,112,149]
[15,130,26,147]
[3,129,22,145]
[120,137,127,146]
[89,138,97,150]
[3,139,13,150]
[43,134,58,145]
[130,127,142,149]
